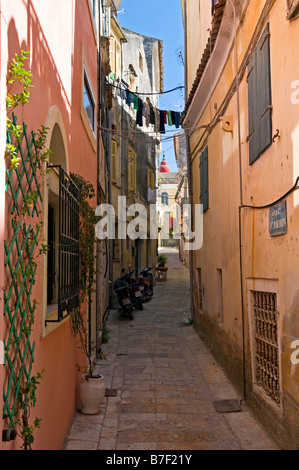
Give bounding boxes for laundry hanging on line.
[114,80,182,133]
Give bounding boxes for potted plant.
[157,254,168,267]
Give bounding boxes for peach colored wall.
[185,0,212,95]
[1,0,99,450]
[187,0,299,415]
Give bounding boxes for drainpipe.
[227,0,246,402]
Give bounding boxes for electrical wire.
[241,177,299,210]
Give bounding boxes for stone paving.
[63,248,279,451]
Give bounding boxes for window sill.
[42,305,70,338]
[80,109,97,152]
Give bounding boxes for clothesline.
[106,77,185,96]
[108,77,182,134]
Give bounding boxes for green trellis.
[3,113,42,437]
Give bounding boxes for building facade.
[157,156,179,248]
[182,0,299,449]
[107,20,163,288]
[0,0,109,450]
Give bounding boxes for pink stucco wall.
[0,0,99,450]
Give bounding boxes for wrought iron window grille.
[252,291,281,405]
[46,165,80,324]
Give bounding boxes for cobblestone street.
[63,248,279,451]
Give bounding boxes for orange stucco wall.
[185,0,299,448]
[0,0,99,450]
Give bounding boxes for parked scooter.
[113,274,133,320]
[121,269,143,311]
[139,267,154,302]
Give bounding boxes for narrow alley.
[63,248,278,451]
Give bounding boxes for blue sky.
[119,0,185,172]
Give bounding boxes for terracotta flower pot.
[78,374,105,415]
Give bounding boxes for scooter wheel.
[137,298,143,310]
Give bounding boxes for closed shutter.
[203,147,209,211]
[247,23,272,165]
[247,53,259,165]
[257,23,272,157]
[111,140,117,183]
[200,146,209,212]
[129,151,136,191]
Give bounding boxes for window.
[199,146,209,212]
[111,140,118,184]
[250,290,281,405]
[109,37,116,74]
[212,0,218,15]
[47,166,80,323]
[161,192,169,206]
[217,268,223,325]
[128,150,136,191]
[147,168,155,190]
[90,0,97,22]
[247,23,272,165]
[83,70,95,132]
[196,268,203,311]
[109,36,121,77]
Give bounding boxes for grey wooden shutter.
[247,22,272,165]
[247,52,259,165]
[200,152,204,205]
[257,22,272,157]
[200,147,209,212]
[203,147,209,211]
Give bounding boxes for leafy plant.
[101,322,110,344]
[157,254,168,265]
[12,371,45,450]
[4,50,48,450]
[70,173,100,378]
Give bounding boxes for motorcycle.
[139,267,154,302]
[121,269,144,311]
[113,275,133,320]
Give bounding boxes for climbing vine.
[3,50,50,449]
[70,173,99,377]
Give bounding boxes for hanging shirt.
[136,97,143,126]
[163,110,167,124]
[155,108,160,133]
[159,110,165,133]
[134,94,139,110]
[150,104,155,126]
[174,112,181,128]
[167,111,173,126]
[171,111,176,126]
[126,90,135,107]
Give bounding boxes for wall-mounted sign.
[269,200,287,237]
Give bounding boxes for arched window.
[161,192,169,206]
